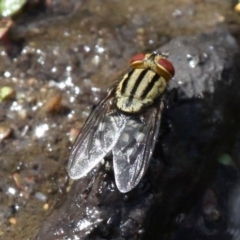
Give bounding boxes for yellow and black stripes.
[129,69,149,97]
[140,73,161,100]
[116,68,167,113]
[120,69,135,95]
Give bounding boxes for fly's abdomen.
[116,69,167,113]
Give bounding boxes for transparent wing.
[68,89,126,179]
[112,101,164,193]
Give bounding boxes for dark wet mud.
[1,0,240,239]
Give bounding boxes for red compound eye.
[130,53,146,64]
[158,58,175,77]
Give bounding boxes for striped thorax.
[115,53,175,113]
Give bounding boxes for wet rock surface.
[36,28,240,240]
[1,0,240,239]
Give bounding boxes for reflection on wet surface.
[0,0,240,239]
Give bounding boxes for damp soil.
[0,0,240,239]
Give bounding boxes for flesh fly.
[68,53,175,193]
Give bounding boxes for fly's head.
[130,53,175,81]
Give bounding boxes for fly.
[68,52,175,193]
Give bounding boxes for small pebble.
[43,203,49,211]
[0,86,15,101]
[35,192,47,202]
[40,92,62,113]
[235,3,240,13]
[69,128,80,143]
[9,218,17,225]
[0,125,12,140]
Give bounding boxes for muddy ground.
[1,0,240,239]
